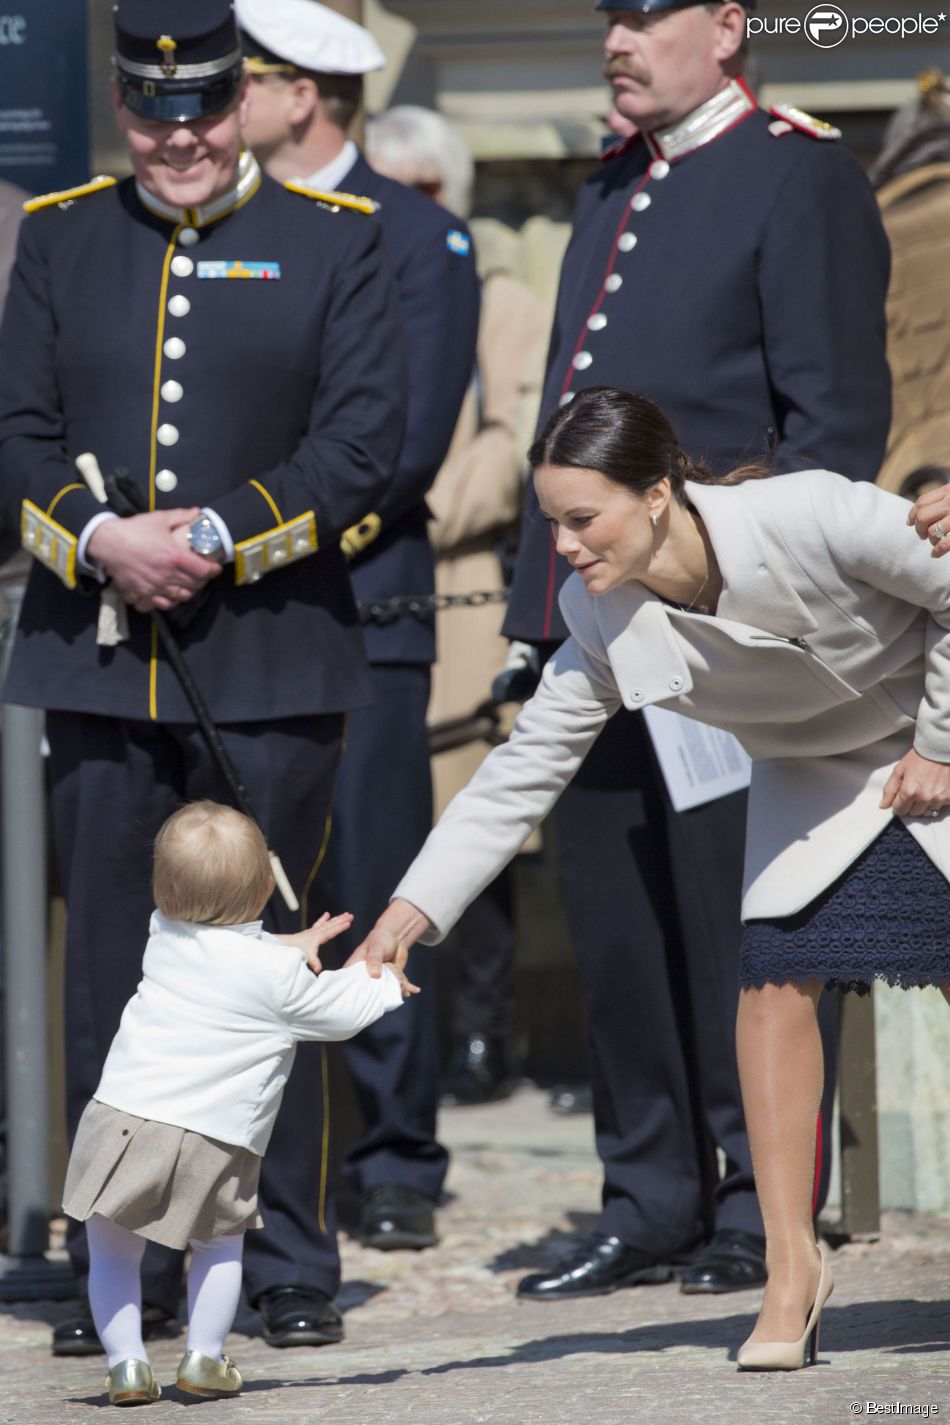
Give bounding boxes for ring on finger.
[930,808,941,819]
[933,522,947,541]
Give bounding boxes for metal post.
[836,987,881,1239]
[0,586,75,1298]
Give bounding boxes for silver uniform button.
[618,232,638,253]
[156,424,179,446]
[163,337,186,360]
[170,255,194,278]
[178,227,199,247]
[168,295,191,318]
[572,351,593,371]
[669,675,685,692]
[631,688,645,703]
[631,192,652,212]
[161,379,183,403]
[650,159,671,180]
[587,313,608,331]
[605,273,623,294]
[155,469,178,493]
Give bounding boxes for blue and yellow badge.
[196,260,282,280]
[446,230,471,257]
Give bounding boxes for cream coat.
[95,914,404,1155]
[396,470,950,937]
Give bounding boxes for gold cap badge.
[156,34,177,77]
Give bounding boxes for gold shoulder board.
[283,181,378,216]
[24,176,118,214]
[768,105,841,142]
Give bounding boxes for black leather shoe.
[440,1034,517,1106]
[258,1287,343,1348]
[51,1300,178,1357]
[517,1233,675,1300]
[678,1228,767,1295]
[359,1185,438,1250]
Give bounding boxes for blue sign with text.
[0,0,89,196]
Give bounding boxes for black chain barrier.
[357,588,509,625]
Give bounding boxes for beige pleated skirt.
[63,1100,263,1250]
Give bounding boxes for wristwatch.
[187,514,226,564]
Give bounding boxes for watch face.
[191,519,222,556]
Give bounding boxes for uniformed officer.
[500,0,891,1298]
[0,0,405,1355]
[237,0,479,1317]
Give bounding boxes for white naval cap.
[237,0,385,76]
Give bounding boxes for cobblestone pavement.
[1,1086,948,1424]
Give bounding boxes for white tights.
[86,1215,244,1368]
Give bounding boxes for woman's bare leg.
[736,979,825,1343]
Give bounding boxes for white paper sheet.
[642,704,752,812]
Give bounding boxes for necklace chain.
[677,566,711,614]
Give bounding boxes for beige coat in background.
[399,470,950,937]
[427,267,547,816]
[877,161,950,493]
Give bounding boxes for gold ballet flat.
[737,1242,834,1371]
[106,1358,161,1406]
[176,1349,243,1397]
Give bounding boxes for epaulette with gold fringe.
[768,105,841,142]
[23,176,118,214]
[283,180,378,216]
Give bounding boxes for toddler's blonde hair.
[153,801,273,926]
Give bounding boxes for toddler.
[62,801,411,1406]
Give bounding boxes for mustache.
[604,58,649,82]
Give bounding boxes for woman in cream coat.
[353,387,950,1371]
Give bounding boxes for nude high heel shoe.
[736,1242,834,1371]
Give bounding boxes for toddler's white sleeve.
[280,961,404,1041]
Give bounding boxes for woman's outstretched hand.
[881,747,950,819]
[345,897,434,998]
[907,485,950,557]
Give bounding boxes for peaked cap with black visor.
[113,0,244,123]
[596,1,756,11]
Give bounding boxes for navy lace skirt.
[740,819,950,995]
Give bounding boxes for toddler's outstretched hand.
[273,911,354,974]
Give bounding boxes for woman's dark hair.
[528,387,771,501]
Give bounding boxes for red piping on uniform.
[812,1109,823,1217]
[542,157,653,639]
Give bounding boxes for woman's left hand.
[907,484,950,557]
[880,748,950,818]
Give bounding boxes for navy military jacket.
[0,161,406,722]
[504,96,892,643]
[341,153,479,665]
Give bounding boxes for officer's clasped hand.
[86,507,222,613]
